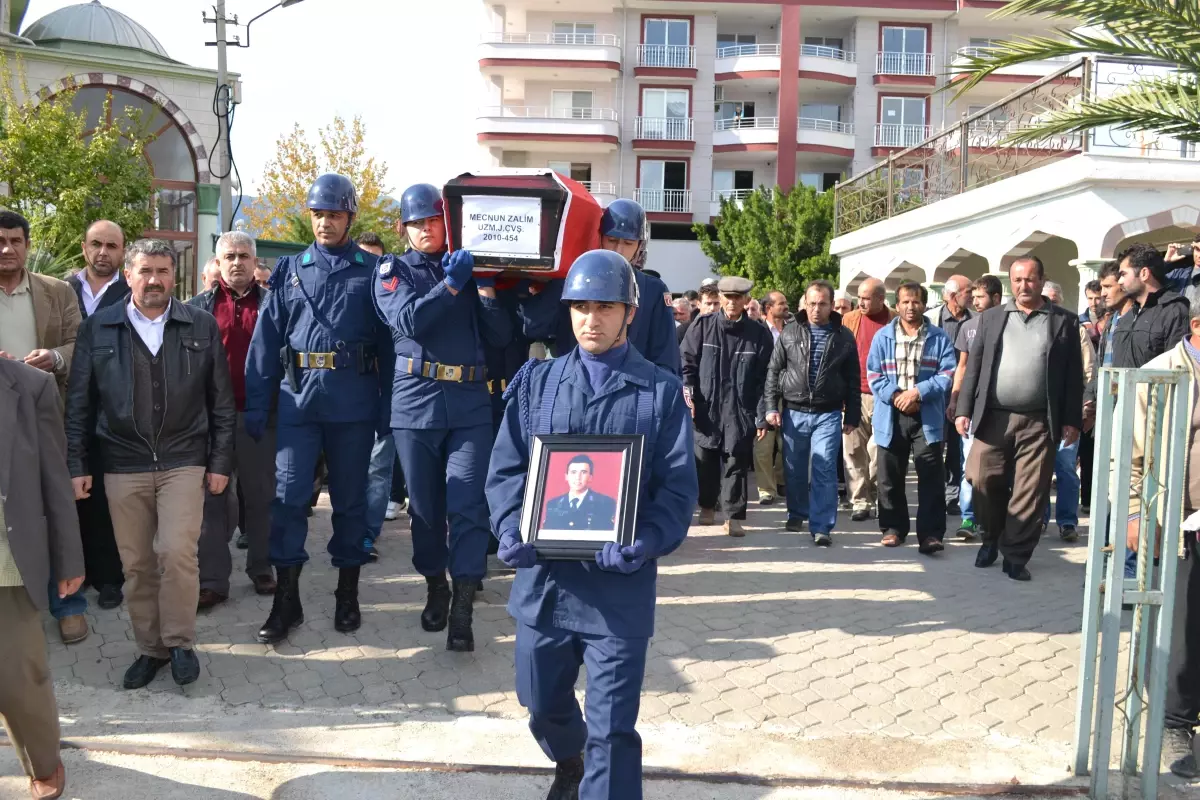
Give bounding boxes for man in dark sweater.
[1113,243,1191,369]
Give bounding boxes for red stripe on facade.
[478,58,621,71]
[634,67,699,79]
[798,144,855,157]
[477,133,620,145]
[797,70,856,85]
[715,70,780,82]
[646,212,693,223]
[873,74,937,87]
[631,139,696,151]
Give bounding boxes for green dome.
[21,1,171,61]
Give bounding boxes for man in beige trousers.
[0,356,87,799]
[65,239,235,690]
[840,279,895,521]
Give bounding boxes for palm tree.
[951,0,1200,144]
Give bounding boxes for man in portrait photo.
[543,454,618,531]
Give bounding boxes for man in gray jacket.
[0,357,86,799]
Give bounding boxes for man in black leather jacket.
[764,280,860,544]
[64,239,236,691]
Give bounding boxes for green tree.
[693,185,839,300]
[951,0,1200,144]
[245,116,402,252]
[0,57,154,277]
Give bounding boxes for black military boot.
[256,565,304,644]
[334,566,362,633]
[446,579,475,652]
[421,573,451,632]
[545,754,584,800]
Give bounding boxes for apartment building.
[476,0,1071,290]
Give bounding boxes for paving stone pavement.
[43,494,1097,761]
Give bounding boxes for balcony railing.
[634,117,694,141]
[875,52,936,76]
[874,123,931,147]
[955,46,1073,62]
[801,44,856,62]
[634,188,692,213]
[479,106,619,121]
[712,189,754,202]
[578,181,616,195]
[480,32,621,47]
[716,43,781,58]
[714,116,779,132]
[637,44,697,69]
[799,117,855,135]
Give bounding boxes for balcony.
[950,47,1081,86]
[798,116,856,155]
[477,106,620,152]
[874,123,932,149]
[635,44,698,79]
[578,181,618,203]
[713,116,779,151]
[799,44,857,85]
[714,43,781,82]
[709,188,754,217]
[874,52,936,86]
[632,117,695,151]
[634,188,692,215]
[478,32,621,81]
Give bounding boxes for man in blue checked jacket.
[866,280,957,554]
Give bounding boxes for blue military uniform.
[373,244,512,634]
[544,490,618,531]
[244,241,393,570]
[517,270,681,374]
[487,336,696,796]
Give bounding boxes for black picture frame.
[519,434,644,561]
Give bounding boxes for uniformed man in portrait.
[543,455,618,531]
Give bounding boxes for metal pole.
[215,0,233,233]
[885,154,894,219]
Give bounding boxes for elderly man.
[187,232,276,607]
[841,278,895,521]
[956,256,1084,581]
[1042,280,1096,542]
[200,257,222,292]
[928,275,973,515]
[66,239,236,688]
[64,220,130,613]
[833,290,854,317]
[672,297,690,325]
[0,210,87,645]
[0,357,86,800]
[682,276,774,537]
[754,290,790,504]
[765,280,860,545]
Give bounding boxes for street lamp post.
[203,0,305,233]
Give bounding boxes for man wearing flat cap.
[681,275,775,536]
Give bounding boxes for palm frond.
[999,76,1200,144]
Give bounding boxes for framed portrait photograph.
[518,434,645,560]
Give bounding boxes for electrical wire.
[209,82,243,227]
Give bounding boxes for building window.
[804,36,845,50]
[880,26,929,74]
[640,88,691,139]
[550,90,595,119]
[643,17,691,67]
[714,169,754,199]
[878,96,927,146]
[799,173,841,192]
[967,104,1010,135]
[800,103,841,122]
[715,100,756,127]
[548,161,593,185]
[552,21,597,44]
[639,160,688,212]
[717,32,757,56]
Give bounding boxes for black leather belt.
[400,356,488,383]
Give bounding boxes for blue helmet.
[561,250,639,308]
[600,198,648,242]
[400,183,444,224]
[307,173,358,214]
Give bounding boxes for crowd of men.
[7,174,1200,798]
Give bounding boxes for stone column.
[197,183,220,295]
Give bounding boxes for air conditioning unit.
[714,85,724,102]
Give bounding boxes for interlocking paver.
[44,494,1102,777]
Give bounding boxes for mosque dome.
[21,1,171,61]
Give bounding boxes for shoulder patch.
[379,256,393,277]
